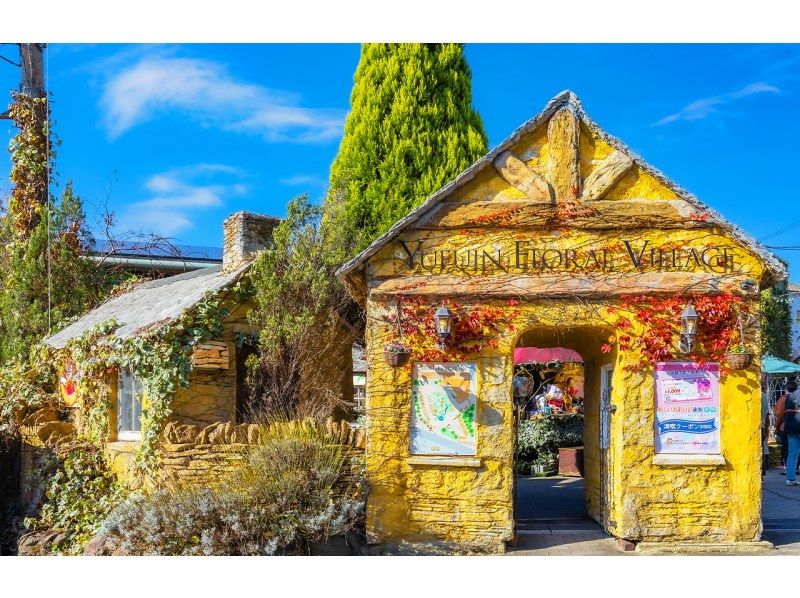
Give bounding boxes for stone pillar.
[222,211,280,272]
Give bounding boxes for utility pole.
[0,43,44,120]
[19,43,45,98]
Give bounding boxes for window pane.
[118,370,133,433]
[132,376,142,432]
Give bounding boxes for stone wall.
[18,408,76,512]
[169,302,252,427]
[157,417,365,488]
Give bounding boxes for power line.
[759,217,800,242]
[0,54,20,67]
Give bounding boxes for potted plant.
[724,315,753,370]
[725,344,753,370]
[384,341,411,367]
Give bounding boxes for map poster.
[654,362,720,454]
[411,362,477,456]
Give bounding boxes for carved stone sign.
[397,239,742,275]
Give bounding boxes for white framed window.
[117,368,143,441]
[354,385,366,413]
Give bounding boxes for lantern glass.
[681,304,699,336]
[435,304,452,337]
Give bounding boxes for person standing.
[775,386,789,473]
[776,379,800,486]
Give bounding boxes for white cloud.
[100,51,345,142]
[654,82,779,126]
[116,164,247,236]
[279,174,326,187]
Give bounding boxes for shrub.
[516,415,584,474]
[246,196,360,421]
[25,440,124,554]
[100,487,268,556]
[99,424,365,555]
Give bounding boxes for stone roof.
[336,90,787,286]
[45,263,249,349]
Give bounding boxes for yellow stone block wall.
[364,297,764,549]
[169,302,254,426]
[364,300,615,549]
[365,300,514,551]
[609,320,763,543]
[156,418,365,488]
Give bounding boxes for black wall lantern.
[434,303,452,350]
[679,303,699,354]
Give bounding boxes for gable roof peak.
[336,91,786,285]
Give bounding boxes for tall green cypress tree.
[326,43,488,255]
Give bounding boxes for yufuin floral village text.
[397,239,741,274]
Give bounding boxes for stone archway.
[511,325,617,533]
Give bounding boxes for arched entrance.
[511,325,616,537]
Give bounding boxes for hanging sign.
[411,362,477,456]
[654,362,720,454]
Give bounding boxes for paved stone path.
[760,467,800,555]
[508,469,800,556]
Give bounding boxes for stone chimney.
[222,211,280,272]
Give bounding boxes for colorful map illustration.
[411,362,477,455]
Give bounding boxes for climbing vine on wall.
[65,291,234,474]
[386,295,521,362]
[0,345,60,440]
[606,292,745,372]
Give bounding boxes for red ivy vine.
[387,295,521,362]
[605,292,745,372]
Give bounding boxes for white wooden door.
[599,364,613,530]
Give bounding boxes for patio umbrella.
[762,356,800,410]
[762,355,800,375]
[514,347,582,365]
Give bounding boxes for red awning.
[514,347,583,365]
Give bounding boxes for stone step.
[516,518,605,534]
[516,517,595,524]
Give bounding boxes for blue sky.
[0,43,798,276]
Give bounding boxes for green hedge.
[516,414,583,474]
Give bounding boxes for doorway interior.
[512,326,615,537]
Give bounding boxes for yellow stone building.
[36,212,279,484]
[21,212,358,499]
[337,91,786,552]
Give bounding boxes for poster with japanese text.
[654,362,720,454]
